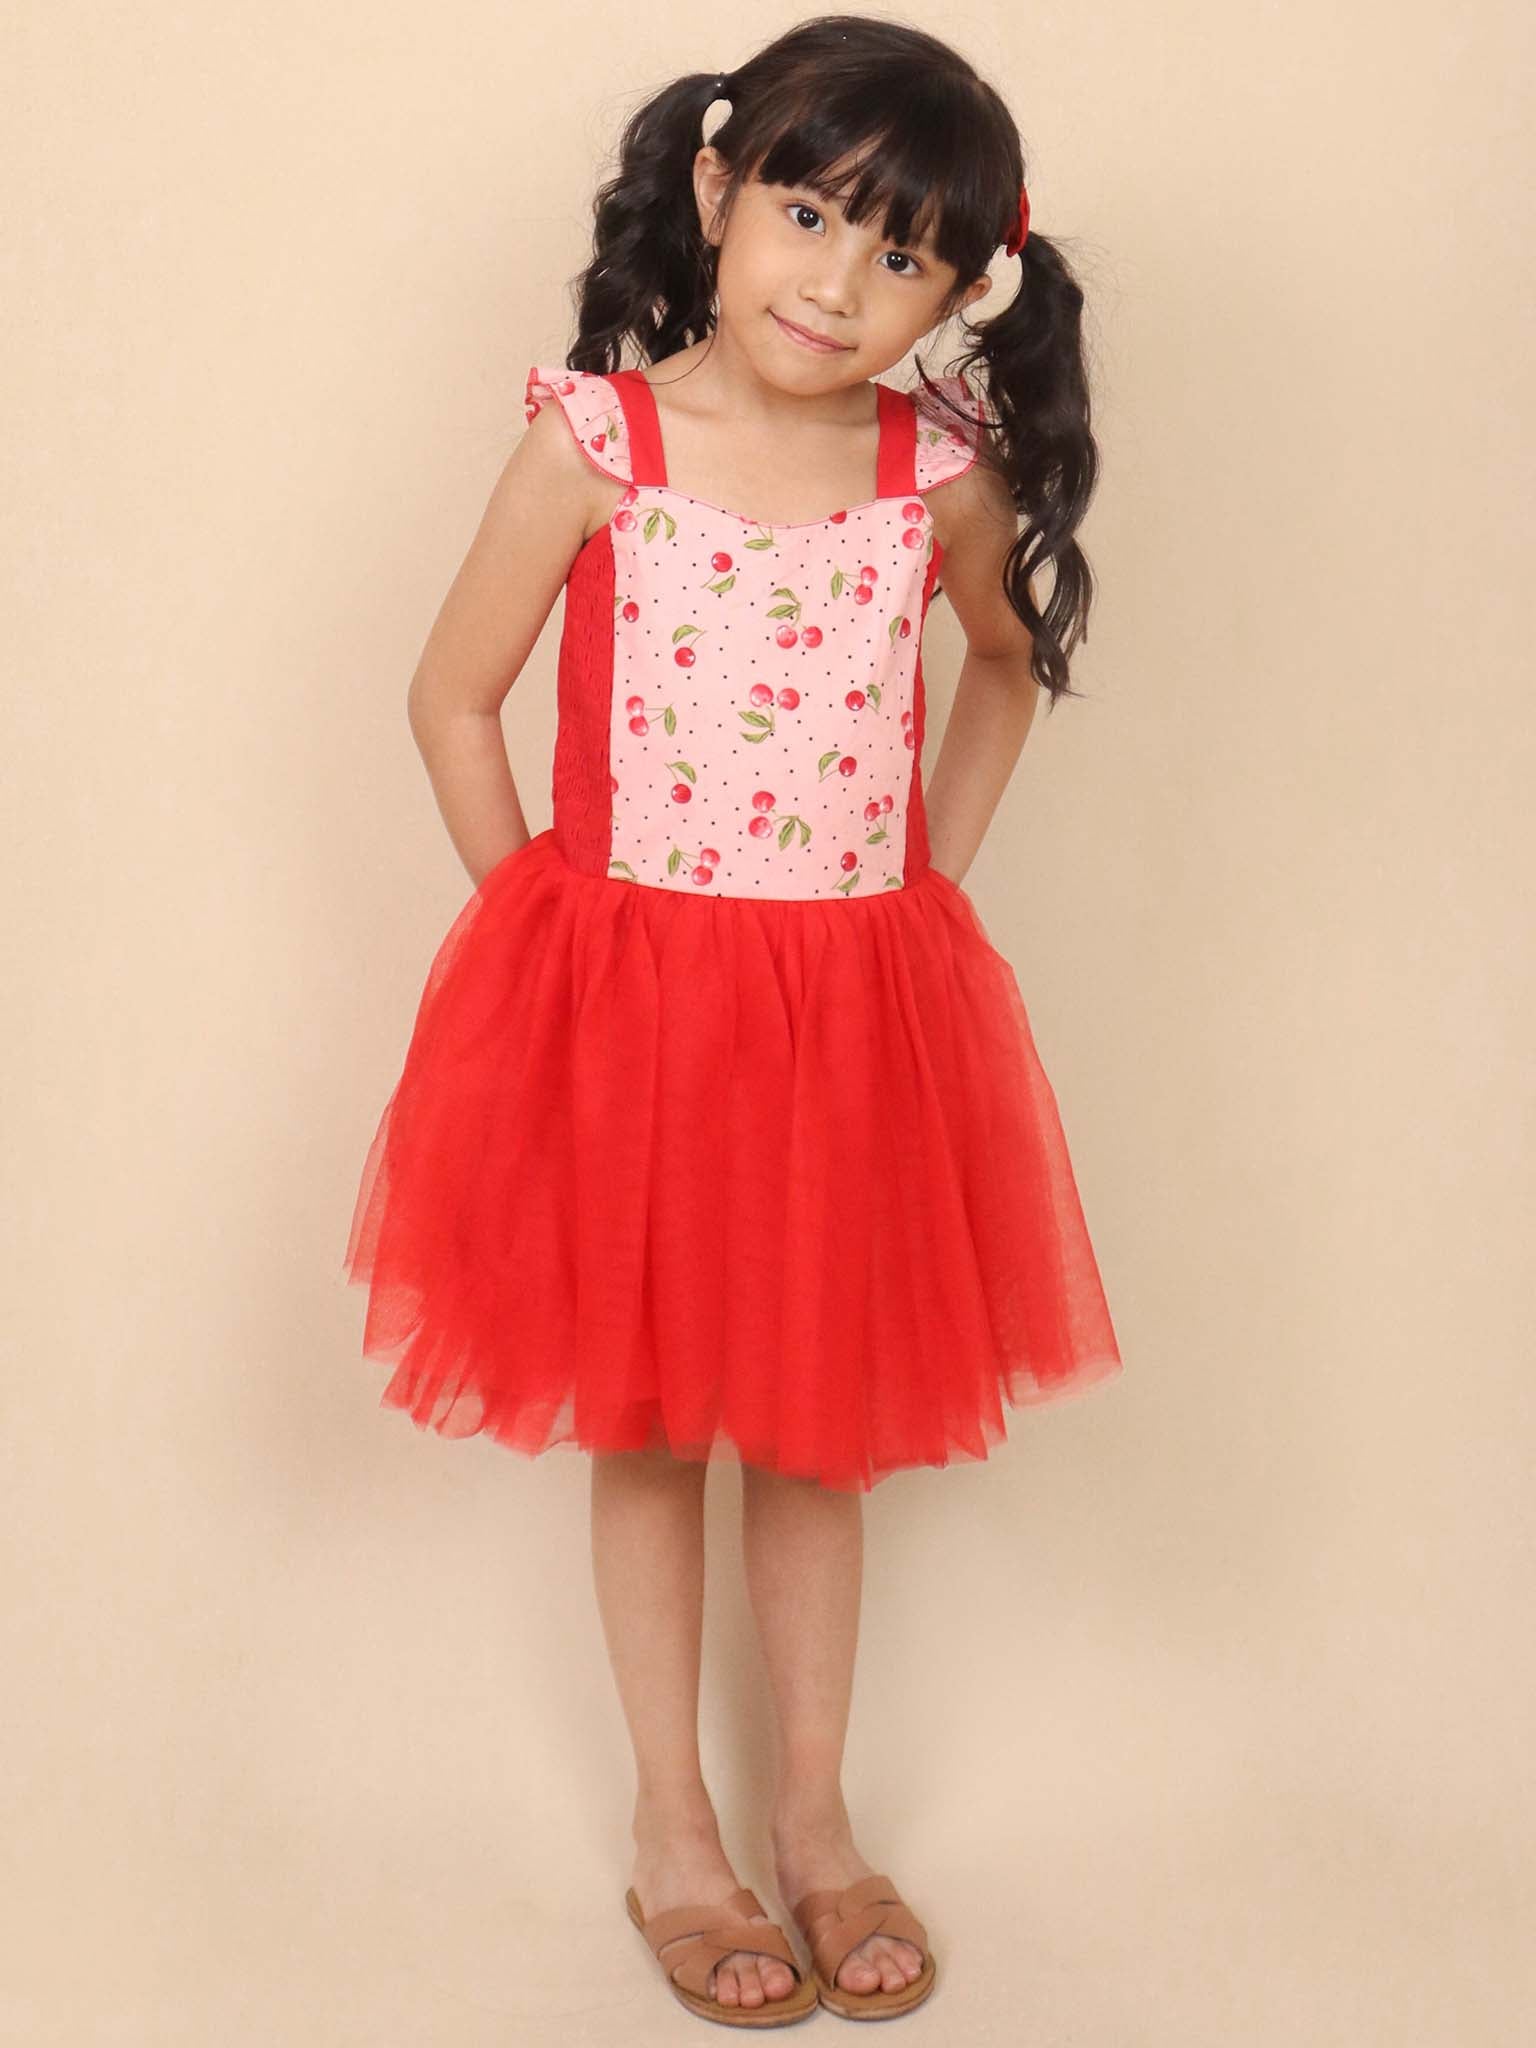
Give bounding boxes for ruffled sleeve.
[522,364,634,486]
[911,370,988,492]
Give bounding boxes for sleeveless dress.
[341,361,1123,1492]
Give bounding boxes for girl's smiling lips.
[772,311,853,353]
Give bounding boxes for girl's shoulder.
[524,364,636,487]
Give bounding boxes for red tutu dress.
[342,361,1123,1491]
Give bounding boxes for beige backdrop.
[6,2,1531,2042]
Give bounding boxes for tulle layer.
[343,829,1122,1491]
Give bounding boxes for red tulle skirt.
[343,828,1122,1491]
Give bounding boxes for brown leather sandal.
[625,1882,820,2027]
[790,1872,937,2019]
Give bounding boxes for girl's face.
[695,148,992,383]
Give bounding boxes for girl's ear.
[692,146,733,249]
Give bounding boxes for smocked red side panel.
[550,531,617,877]
[901,541,944,883]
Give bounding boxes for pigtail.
[568,74,731,376]
[932,232,1099,708]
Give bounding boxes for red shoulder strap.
[876,383,918,497]
[608,369,668,487]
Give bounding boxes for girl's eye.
[783,201,924,276]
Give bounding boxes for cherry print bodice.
[522,362,986,901]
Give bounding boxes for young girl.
[344,13,1122,2026]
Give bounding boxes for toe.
[888,1935,924,1982]
[871,1937,909,1992]
[735,1955,766,2007]
[761,1958,797,2000]
[837,1937,882,1991]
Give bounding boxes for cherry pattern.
[524,365,983,900]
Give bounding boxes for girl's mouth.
[772,312,852,353]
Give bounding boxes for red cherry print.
[837,756,856,777]
[710,551,733,572]
[699,847,721,865]
[628,715,649,735]
[625,694,645,713]
[879,794,894,814]
[775,625,799,648]
[749,682,775,707]
[748,815,773,838]
[610,775,620,794]
[621,601,640,623]
[557,378,576,395]
[845,689,866,711]
[590,435,606,453]
[901,528,925,549]
[852,585,873,605]
[801,624,823,648]
[863,801,881,822]
[614,509,637,531]
[840,850,858,872]
[900,708,913,725]
[675,647,696,667]
[691,865,715,887]
[903,729,916,750]
[751,791,776,811]
[621,485,639,506]
[898,617,912,637]
[670,783,692,803]
[901,501,925,523]
[776,687,800,709]
[829,509,848,523]
[859,566,878,583]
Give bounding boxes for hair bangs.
[746,86,993,274]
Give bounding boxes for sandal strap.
[792,1872,929,1982]
[638,1886,803,1999]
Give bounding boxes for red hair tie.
[1003,184,1031,258]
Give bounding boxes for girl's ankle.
[632,1787,721,1844]
[770,1794,854,1846]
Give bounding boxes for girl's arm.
[404,404,607,888]
[922,455,1042,888]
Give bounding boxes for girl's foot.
[631,1816,801,2011]
[770,1813,926,1996]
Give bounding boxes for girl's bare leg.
[590,1446,799,2010]
[742,1465,927,1996]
